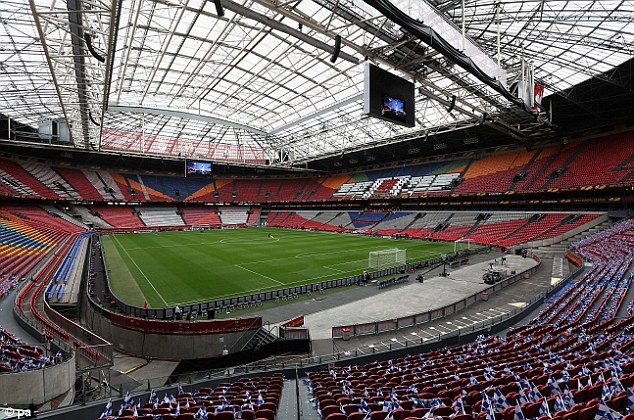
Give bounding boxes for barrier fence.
[44,300,113,370]
[331,255,542,339]
[94,224,243,234]
[108,313,262,334]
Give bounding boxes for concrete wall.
[86,304,258,360]
[0,353,75,406]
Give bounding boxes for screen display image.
[363,64,415,127]
[186,161,212,177]
[382,96,406,123]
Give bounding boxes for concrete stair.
[240,327,278,352]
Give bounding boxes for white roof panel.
[0,0,632,161]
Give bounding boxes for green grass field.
[102,228,458,308]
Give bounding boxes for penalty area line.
[235,264,285,286]
[322,265,346,273]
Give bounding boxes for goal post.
[368,249,406,269]
[454,238,475,254]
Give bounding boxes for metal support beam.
[27,0,112,150]
[99,0,124,152]
[67,0,91,149]
[222,0,359,64]
[27,0,76,144]
[108,105,269,136]
[417,86,527,141]
[269,93,363,134]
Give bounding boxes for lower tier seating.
[306,217,634,420]
[98,373,284,420]
[91,206,145,228]
[267,211,602,247]
[0,326,62,373]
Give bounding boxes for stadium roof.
[1,0,632,167]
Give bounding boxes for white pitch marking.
[322,265,347,273]
[112,235,168,306]
[235,264,285,285]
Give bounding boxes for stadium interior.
[0,0,633,419]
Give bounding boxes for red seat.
[240,410,256,420]
[349,412,372,420]
[255,408,275,420]
[522,401,542,419]
[153,407,172,414]
[320,405,340,418]
[499,406,515,420]
[569,403,585,412]
[336,397,353,406]
[433,406,454,417]
[411,407,430,418]
[215,412,236,420]
[342,404,360,415]
[607,392,628,412]
[572,388,588,403]
[368,403,382,412]
[399,400,414,410]
[319,398,337,407]
[393,409,413,420]
[258,401,277,414]
[505,392,519,404]
[563,410,579,420]
[476,412,489,420]
[578,405,598,420]
[586,384,603,400]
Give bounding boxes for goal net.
[368,249,406,269]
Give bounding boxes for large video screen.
[186,160,212,177]
[363,64,415,127]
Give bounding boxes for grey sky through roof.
[1,0,632,165]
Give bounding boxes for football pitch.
[102,228,458,308]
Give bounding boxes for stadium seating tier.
[0,131,632,203]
